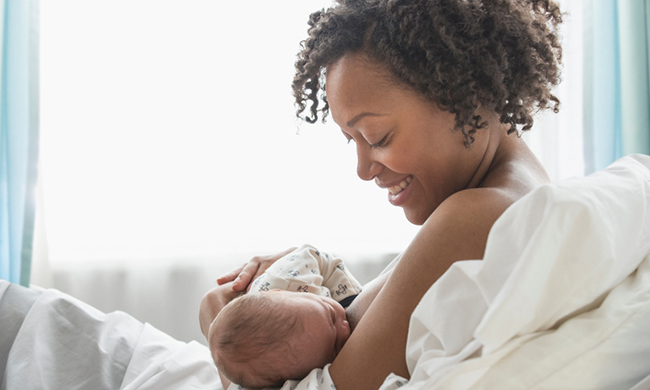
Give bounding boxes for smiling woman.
[325,54,508,225]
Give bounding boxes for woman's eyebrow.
[346,112,386,128]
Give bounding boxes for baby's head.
[208,290,351,389]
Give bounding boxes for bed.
[0,279,223,390]
[2,154,650,390]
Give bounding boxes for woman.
[201,0,562,389]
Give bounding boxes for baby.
[207,245,363,389]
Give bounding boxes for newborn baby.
[208,245,363,389]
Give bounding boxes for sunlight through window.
[40,0,420,264]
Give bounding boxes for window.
[40,1,420,265]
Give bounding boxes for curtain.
[583,0,650,174]
[0,0,39,287]
[522,0,585,181]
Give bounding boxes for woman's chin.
[404,207,428,226]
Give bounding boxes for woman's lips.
[388,175,412,195]
[387,175,413,206]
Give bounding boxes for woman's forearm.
[329,190,510,390]
[199,282,245,340]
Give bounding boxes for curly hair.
[292,0,563,147]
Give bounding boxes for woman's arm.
[199,282,244,340]
[330,189,514,390]
[216,247,297,292]
[199,282,245,390]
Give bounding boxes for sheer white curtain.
[523,0,584,181]
[39,0,419,269]
[35,0,585,343]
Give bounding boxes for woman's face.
[325,53,489,225]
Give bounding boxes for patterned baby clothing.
[226,245,364,390]
[249,244,363,305]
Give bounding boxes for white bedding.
[3,154,650,390]
[0,281,223,390]
[396,153,650,389]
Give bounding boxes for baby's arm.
[217,247,298,292]
[247,244,363,299]
[310,247,364,301]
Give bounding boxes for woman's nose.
[356,145,382,181]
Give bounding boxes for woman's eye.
[341,129,355,145]
[369,134,389,149]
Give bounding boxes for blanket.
[0,280,223,390]
[395,153,650,389]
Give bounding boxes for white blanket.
[396,153,650,389]
[1,282,223,390]
[270,154,650,390]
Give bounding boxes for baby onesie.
[249,244,363,307]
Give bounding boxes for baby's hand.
[216,247,297,292]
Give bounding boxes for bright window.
[40,1,421,264]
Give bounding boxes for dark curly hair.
[292,0,563,147]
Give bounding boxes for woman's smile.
[385,175,412,196]
[376,175,414,206]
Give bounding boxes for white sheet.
[2,283,222,390]
[121,323,223,390]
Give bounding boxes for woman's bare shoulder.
[435,186,517,225]
[409,188,510,261]
[479,144,551,199]
[445,149,549,217]
[417,162,547,261]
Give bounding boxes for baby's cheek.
[334,320,351,354]
[340,319,351,341]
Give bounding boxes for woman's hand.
[216,247,298,292]
[198,281,244,340]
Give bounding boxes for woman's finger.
[226,247,299,292]
[232,261,261,291]
[246,268,268,293]
[244,247,298,292]
[216,263,247,285]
